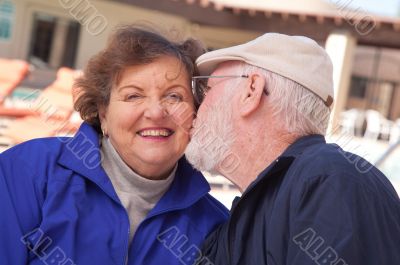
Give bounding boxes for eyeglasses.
[191,75,249,105]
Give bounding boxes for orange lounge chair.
[0,59,29,103]
[2,116,79,144]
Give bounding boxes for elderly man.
[185,33,400,265]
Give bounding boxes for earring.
[101,127,107,137]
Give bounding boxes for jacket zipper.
[123,225,130,265]
[86,182,131,265]
[92,179,208,265]
[117,197,130,265]
[128,197,206,263]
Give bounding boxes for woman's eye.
[125,94,142,101]
[165,93,183,102]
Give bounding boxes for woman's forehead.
[118,59,187,83]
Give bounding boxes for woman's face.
[99,56,195,179]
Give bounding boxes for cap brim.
[196,54,247,76]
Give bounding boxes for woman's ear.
[98,105,108,135]
[239,74,266,117]
[98,105,106,122]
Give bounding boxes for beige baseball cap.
[196,33,334,107]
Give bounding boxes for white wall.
[0,0,28,59]
[73,0,261,68]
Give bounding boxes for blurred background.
[0,0,399,207]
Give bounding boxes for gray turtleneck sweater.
[101,137,176,244]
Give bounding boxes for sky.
[329,0,400,17]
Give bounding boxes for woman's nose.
[143,100,168,120]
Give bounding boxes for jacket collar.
[243,134,326,195]
[58,122,118,201]
[58,122,210,213]
[280,134,326,158]
[148,156,210,217]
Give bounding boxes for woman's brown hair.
[73,24,205,132]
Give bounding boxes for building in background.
[1,0,400,129]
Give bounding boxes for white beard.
[185,95,235,175]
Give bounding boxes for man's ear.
[239,74,266,117]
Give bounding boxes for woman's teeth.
[138,129,172,137]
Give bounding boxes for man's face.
[185,64,237,174]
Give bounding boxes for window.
[0,0,14,41]
[349,76,368,98]
[28,13,81,69]
[29,13,56,64]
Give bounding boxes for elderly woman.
[0,26,228,264]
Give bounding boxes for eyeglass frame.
[191,74,269,105]
[191,75,248,105]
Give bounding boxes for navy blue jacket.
[0,122,228,265]
[202,135,400,265]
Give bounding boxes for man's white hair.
[235,62,331,136]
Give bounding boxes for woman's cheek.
[182,110,195,133]
[171,103,195,129]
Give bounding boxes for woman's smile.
[137,127,175,142]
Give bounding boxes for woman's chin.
[138,152,181,167]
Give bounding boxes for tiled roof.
[120,0,400,48]
[185,0,400,24]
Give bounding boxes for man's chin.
[185,142,216,173]
[184,148,205,172]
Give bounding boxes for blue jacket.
[201,135,400,265]
[0,122,228,265]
